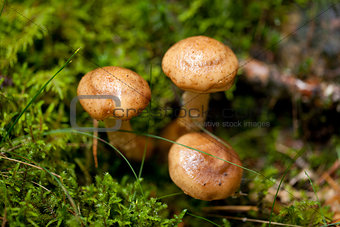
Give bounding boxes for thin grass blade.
[187,212,221,227]
[305,170,327,225]
[1,48,80,143]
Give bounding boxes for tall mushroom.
[168,132,243,201]
[160,36,239,150]
[77,66,153,161]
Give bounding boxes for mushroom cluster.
[77,35,242,201]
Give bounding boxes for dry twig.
[317,160,340,185]
[0,154,62,179]
[208,214,302,227]
[204,205,258,212]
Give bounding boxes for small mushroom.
[77,66,153,161]
[160,36,238,151]
[168,132,243,201]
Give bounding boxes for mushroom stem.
[104,118,152,161]
[178,91,210,130]
[158,92,209,156]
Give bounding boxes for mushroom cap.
[168,132,243,201]
[162,36,239,93]
[77,66,151,121]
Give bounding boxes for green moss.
[274,201,332,226]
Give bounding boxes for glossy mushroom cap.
[77,66,151,121]
[162,36,239,93]
[168,132,243,201]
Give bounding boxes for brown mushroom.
[77,66,153,161]
[160,36,239,151]
[168,132,243,201]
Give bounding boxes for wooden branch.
[241,59,340,106]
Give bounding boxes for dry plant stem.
[104,118,151,161]
[204,205,259,212]
[317,160,340,185]
[324,173,340,192]
[0,155,62,179]
[178,91,210,130]
[208,215,302,227]
[1,207,6,227]
[31,181,51,192]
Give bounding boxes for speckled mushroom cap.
[168,132,243,201]
[162,36,239,93]
[77,66,151,121]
